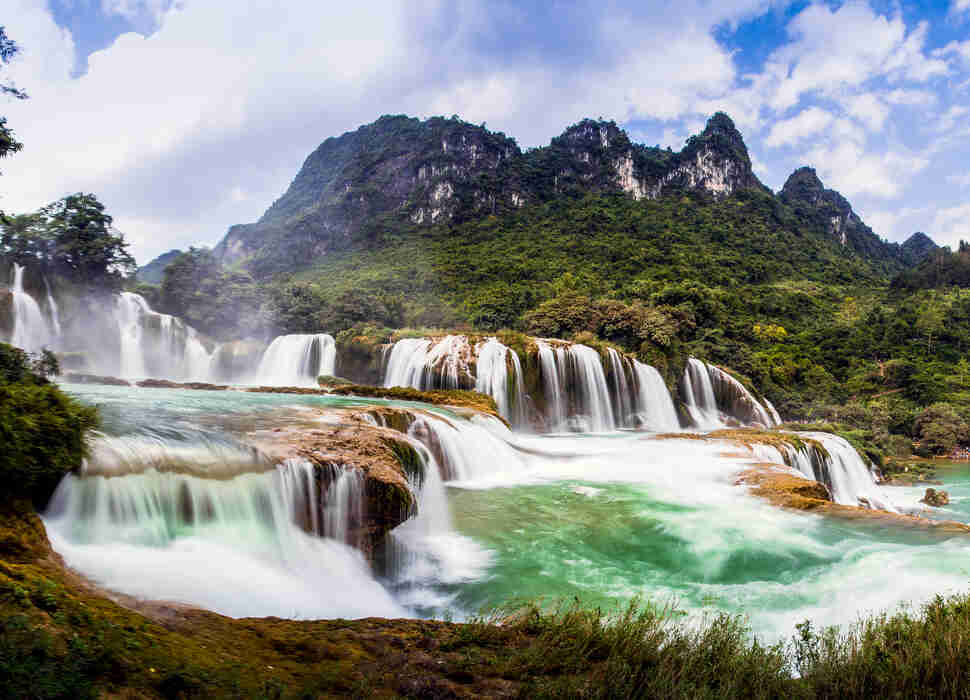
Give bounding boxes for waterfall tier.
[253,333,336,387]
[683,358,779,430]
[115,292,212,381]
[7,263,55,352]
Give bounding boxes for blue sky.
[4,0,970,263]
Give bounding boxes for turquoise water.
[53,384,970,639]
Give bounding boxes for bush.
[0,343,97,506]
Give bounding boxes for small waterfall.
[683,358,778,429]
[383,338,432,388]
[474,338,528,429]
[114,292,213,381]
[322,467,366,545]
[43,275,62,340]
[535,341,615,432]
[536,341,567,429]
[254,333,336,386]
[383,336,474,390]
[632,361,680,431]
[606,348,634,427]
[745,432,896,512]
[8,263,51,352]
[797,432,897,512]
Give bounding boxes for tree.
[915,403,967,455]
[41,193,135,286]
[0,27,27,172]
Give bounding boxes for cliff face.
[213,112,771,277]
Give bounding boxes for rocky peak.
[899,232,939,267]
[780,167,826,205]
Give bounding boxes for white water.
[606,348,634,426]
[44,457,403,619]
[632,361,681,431]
[536,341,567,429]
[474,338,528,429]
[43,275,62,340]
[799,432,898,512]
[383,337,433,388]
[683,357,778,429]
[253,333,336,387]
[8,263,52,352]
[115,292,212,381]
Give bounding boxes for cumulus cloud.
[764,107,835,147]
[931,203,970,248]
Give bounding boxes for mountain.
[214,112,779,277]
[135,249,182,285]
[897,232,939,267]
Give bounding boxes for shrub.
[0,343,97,506]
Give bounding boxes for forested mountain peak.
[213,112,778,275]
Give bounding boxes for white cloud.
[802,140,929,199]
[951,0,970,16]
[931,203,970,248]
[947,173,970,187]
[764,107,835,147]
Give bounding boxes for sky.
[3,0,970,265]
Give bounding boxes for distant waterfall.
[114,292,212,381]
[384,336,529,427]
[8,263,52,352]
[383,335,473,390]
[43,275,62,339]
[683,358,778,429]
[254,333,336,387]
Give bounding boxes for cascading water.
[44,442,403,619]
[43,275,62,340]
[606,348,634,427]
[474,338,528,429]
[683,358,778,429]
[536,341,567,429]
[254,333,336,386]
[383,338,432,388]
[383,336,473,390]
[8,263,52,352]
[798,432,897,512]
[114,292,212,380]
[631,361,681,431]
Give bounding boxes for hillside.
[135,248,181,285]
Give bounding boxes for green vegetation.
[1,193,135,291]
[0,343,97,507]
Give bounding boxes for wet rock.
[62,373,131,386]
[921,488,950,507]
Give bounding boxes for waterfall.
[683,358,778,429]
[745,432,896,512]
[383,338,432,388]
[474,338,528,429]
[536,341,567,430]
[797,432,897,512]
[43,275,62,340]
[632,361,680,431]
[535,341,615,432]
[114,292,213,381]
[254,333,336,386]
[8,263,52,352]
[606,348,634,427]
[44,458,402,619]
[383,336,474,390]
